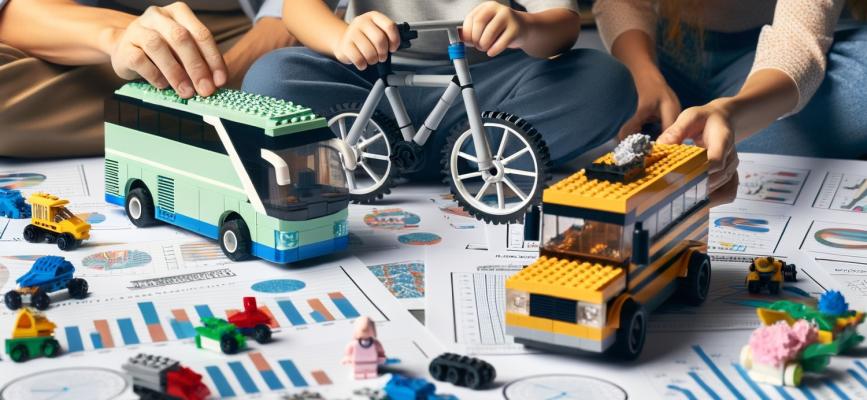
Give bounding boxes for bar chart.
[203,352,334,397]
[57,290,366,354]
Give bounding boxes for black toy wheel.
[609,298,647,360]
[429,360,447,381]
[783,263,798,282]
[42,339,61,357]
[219,218,252,262]
[56,233,78,251]
[31,289,50,310]
[126,187,158,227]
[220,334,240,354]
[678,251,711,306]
[67,278,89,299]
[446,367,464,386]
[10,344,28,362]
[4,290,22,310]
[253,324,272,343]
[747,280,761,294]
[325,103,402,204]
[464,368,482,389]
[768,281,781,295]
[22,225,44,243]
[443,111,551,224]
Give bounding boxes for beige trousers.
[0,12,250,158]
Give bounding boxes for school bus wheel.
[678,252,711,306]
[125,187,158,227]
[219,218,252,262]
[609,298,647,360]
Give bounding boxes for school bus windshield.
[541,214,627,262]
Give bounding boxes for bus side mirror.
[633,224,649,265]
[523,205,541,242]
[330,139,357,171]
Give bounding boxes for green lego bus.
[104,82,351,263]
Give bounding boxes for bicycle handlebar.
[397,22,418,50]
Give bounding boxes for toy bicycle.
[326,21,551,224]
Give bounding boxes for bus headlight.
[275,231,299,249]
[506,289,530,315]
[333,220,348,237]
[576,302,606,328]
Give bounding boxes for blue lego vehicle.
[384,374,457,400]
[0,189,30,219]
[4,256,88,311]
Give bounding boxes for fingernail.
[213,70,227,86]
[179,80,194,97]
[198,78,215,95]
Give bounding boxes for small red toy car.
[227,297,272,343]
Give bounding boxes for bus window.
[105,98,120,125]
[202,125,223,153]
[119,101,138,130]
[644,212,658,239]
[541,214,626,261]
[684,185,698,210]
[180,117,203,147]
[672,193,684,220]
[159,113,180,141]
[139,107,158,134]
[657,202,672,231]
[697,178,708,201]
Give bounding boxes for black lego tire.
[678,251,712,306]
[220,334,239,355]
[56,233,78,251]
[219,218,252,262]
[442,111,552,224]
[22,225,44,243]
[446,366,464,386]
[768,281,781,295]
[31,289,50,310]
[608,298,647,360]
[747,280,761,294]
[429,358,447,381]
[125,187,158,227]
[324,103,402,204]
[254,324,272,343]
[67,278,89,299]
[4,290,22,310]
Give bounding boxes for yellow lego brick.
[552,321,615,341]
[505,256,625,302]
[543,143,707,213]
[505,312,553,332]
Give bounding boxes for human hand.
[332,11,400,70]
[619,72,681,139]
[462,1,528,57]
[657,99,739,192]
[107,2,226,98]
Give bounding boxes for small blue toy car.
[4,256,88,311]
[0,189,30,219]
[384,374,458,400]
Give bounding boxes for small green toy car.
[194,317,246,355]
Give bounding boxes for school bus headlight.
[275,230,299,249]
[333,220,348,237]
[506,289,530,315]
[576,302,606,327]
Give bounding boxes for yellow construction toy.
[5,308,61,362]
[23,193,90,251]
[746,256,798,295]
[505,134,711,359]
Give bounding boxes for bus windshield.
[257,141,348,219]
[540,214,627,262]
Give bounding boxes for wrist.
[97,26,123,58]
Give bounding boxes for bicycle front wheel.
[443,111,551,224]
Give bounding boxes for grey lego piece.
[509,325,614,353]
[506,325,553,344]
[122,353,179,392]
[613,133,652,166]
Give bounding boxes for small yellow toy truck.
[22,193,90,251]
[505,135,711,359]
[4,308,61,362]
[746,256,798,295]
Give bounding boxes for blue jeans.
[658,24,867,158]
[242,47,636,179]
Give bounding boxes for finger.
[478,13,507,52]
[352,34,380,67]
[485,22,514,56]
[361,23,390,62]
[709,170,738,208]
[709,143,738,191]
[123,46,169,88]
[370,13,400,53]
[139,9,214,96]
[472,7,497,48]
[344,41,368,70]
[462,12,475,45]
[130,26,193,97]
[658,109,701,145]
[703,116,732,175]
[164,2,227,87]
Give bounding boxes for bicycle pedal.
[392,141,426,173]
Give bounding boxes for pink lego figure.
[342,316,386,379]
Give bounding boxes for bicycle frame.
[343,20,495,172]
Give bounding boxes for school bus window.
[685,185,698,209]
[541,214,626,261]
[697,178,708,200]
[645,212,658,238]
[658,202,672,231]
[672,193,685,220]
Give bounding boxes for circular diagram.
[1,367,129,400]
[85,212,107,224]
[503,374,627,400]
[714,217,770,233]
[363,208,421,230]
[397,232,442,246]
[815,228,867,249]
[82,250,152,270]
[252,279,306,293]
[0,172,46,190]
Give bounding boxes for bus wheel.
[609,299,646,360]
[219,218,252,262]
[126,187,158,227]
[678,252,712,306]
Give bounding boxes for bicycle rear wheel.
[443,111,550,224]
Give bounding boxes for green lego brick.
[114,82,327,135]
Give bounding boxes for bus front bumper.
[253,235,348,264]
[505,312,616,353]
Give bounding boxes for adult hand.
[107,2,226,98]
[462,1,527,57]
[618,72,681,139]
[657,99,739,193]
[331,11,400,70]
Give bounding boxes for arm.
[462,1,580,59]
[0,0,227,98]
[224,17,295,88]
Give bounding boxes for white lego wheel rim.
[128,197,142,220]
[223,230,238,253]
[328,113,392,196]
[450,123,539,216]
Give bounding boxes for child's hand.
[462,2,527,57]
[332,11,400,70]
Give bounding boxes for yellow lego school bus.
[505,138,711,359]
